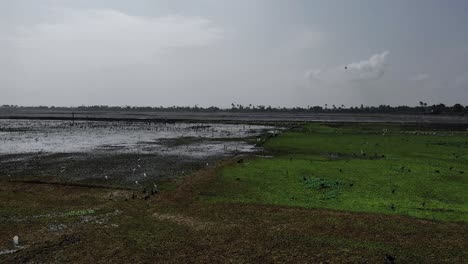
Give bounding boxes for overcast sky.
[1,0,468,107]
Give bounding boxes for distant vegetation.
[1,101,467,115]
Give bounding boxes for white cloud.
[410,73,429,81]
[306,51,390,84]
[347,51,388,73]
[9,9,223,70]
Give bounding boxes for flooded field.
[0,120,276,156]
[0,120,277,184]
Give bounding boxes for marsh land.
[0,117,467,263]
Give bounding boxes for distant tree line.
[1,102,467,115]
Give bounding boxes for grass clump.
[302,177,347,200]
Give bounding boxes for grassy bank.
[207,123,468,222]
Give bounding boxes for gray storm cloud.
[410,73,430,81]
[1,1,467,107]
[455,72,468,87]
[9,9,223,70]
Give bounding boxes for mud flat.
[0,119,277,186]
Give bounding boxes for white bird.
[135,181,139,185]
[104,175,108,180]
[132,168,136,174]
[153,183,159,194]
[138,164,141,168]
[206,163,209,167]
[143,172,147,177]
[13,235,19,247]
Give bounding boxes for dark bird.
[385,254,396,264]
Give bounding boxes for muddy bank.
[0,153,214,186]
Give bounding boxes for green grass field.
[207,123,468,222]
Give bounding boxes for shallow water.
[0,120,276,157]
